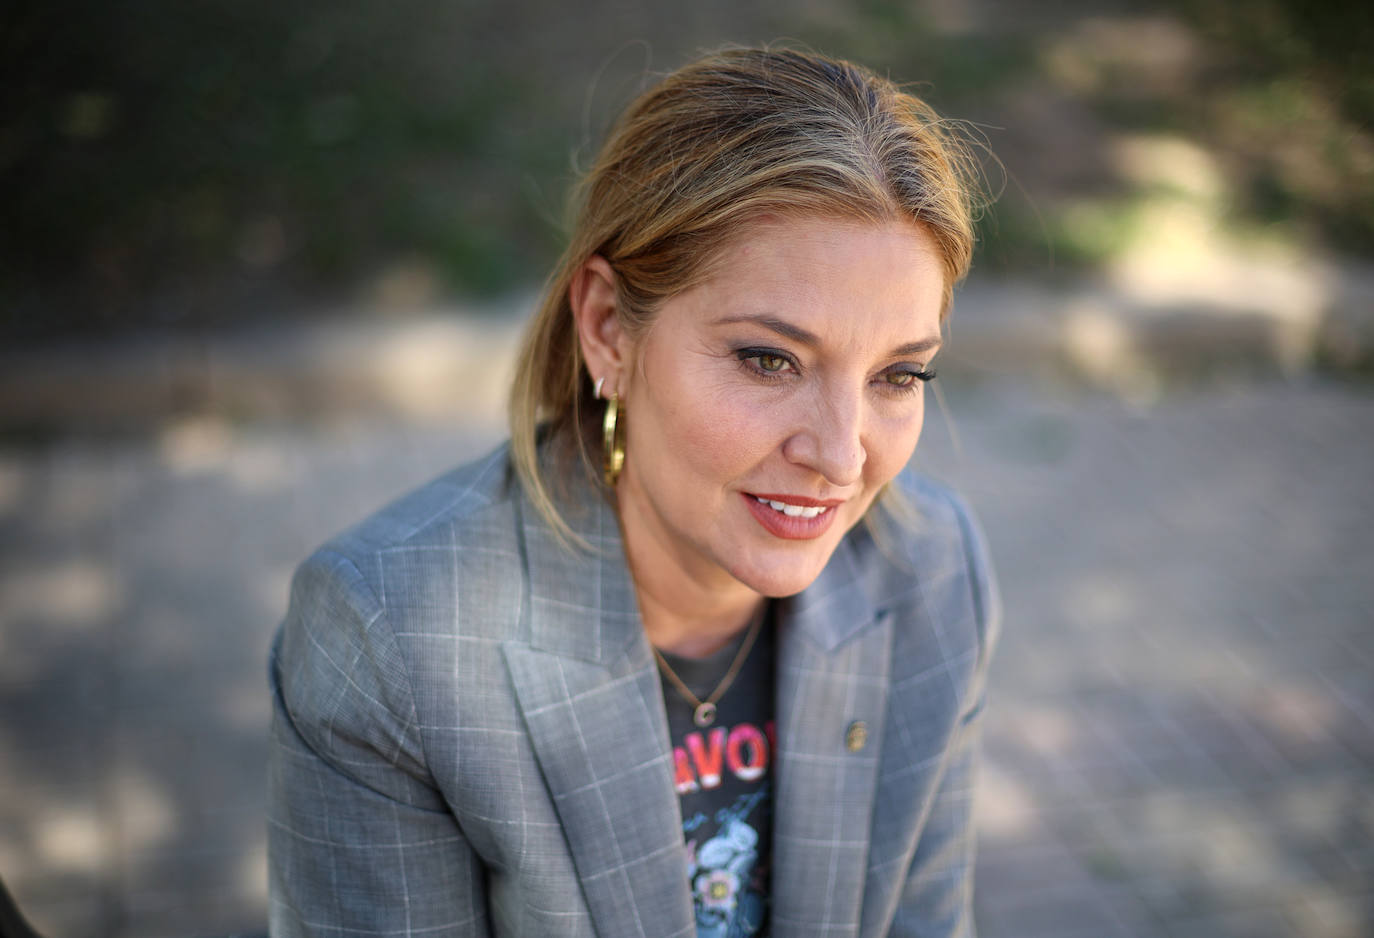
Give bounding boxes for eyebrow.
[710,314,942,358]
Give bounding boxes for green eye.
[882,367,935,390]
[735,347,796,378]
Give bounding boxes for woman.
[269,47,1000,937]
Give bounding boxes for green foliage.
[1157,0,1374,252]
[974,196,1146,276]
[0,0,570,335]
[2,0,1370,340]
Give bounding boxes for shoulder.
[896,469,998,619]
[856,466,1002,666]
[293,441,527,610]
[318,442,518,569]
[275,442,529,700]
[272,442,533,767]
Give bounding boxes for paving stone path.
[1,378,1370,937]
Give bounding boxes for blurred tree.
[1169,0,1374,246]
[1,0,1369,342]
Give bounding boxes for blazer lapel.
[503,475,694,938]
[772,535,891,938]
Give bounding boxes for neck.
[612,473,766,658]
[635,580,765,658]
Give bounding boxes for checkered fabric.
[267,443,1000,937]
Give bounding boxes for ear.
[570,255,632,397]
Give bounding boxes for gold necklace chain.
[653,606,766,728]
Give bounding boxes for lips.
[743,492,844,540]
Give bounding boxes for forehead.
[726,213,929,266]
[672,215,946,337]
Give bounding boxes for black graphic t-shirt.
[658,608,775,938]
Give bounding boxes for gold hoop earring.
[602,393,625,487]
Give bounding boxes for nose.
[782,386,866,487]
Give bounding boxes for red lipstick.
[743,493,843,540]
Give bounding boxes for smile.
[743,493,843,540]
[755,497,829,519]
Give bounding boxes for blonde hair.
[509,46,981,544]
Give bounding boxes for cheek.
[631,367,775,491]
[673,390,778,481]
[867,403,926,483]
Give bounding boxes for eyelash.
[735,347,935,395]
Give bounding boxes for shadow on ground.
[1,379,1371,937]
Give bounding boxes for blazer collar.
[518,461,643,665]
[508,457,696,935]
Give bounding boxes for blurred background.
[1,1,1370,935]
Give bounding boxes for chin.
[730,550,832,599]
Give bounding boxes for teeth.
[756,497,828,519]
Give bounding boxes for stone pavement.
[924,381,1374,938]
[0,373,1370,936]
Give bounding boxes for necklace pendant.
[693,702,717,727]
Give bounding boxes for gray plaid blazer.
[268,442,999,937]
